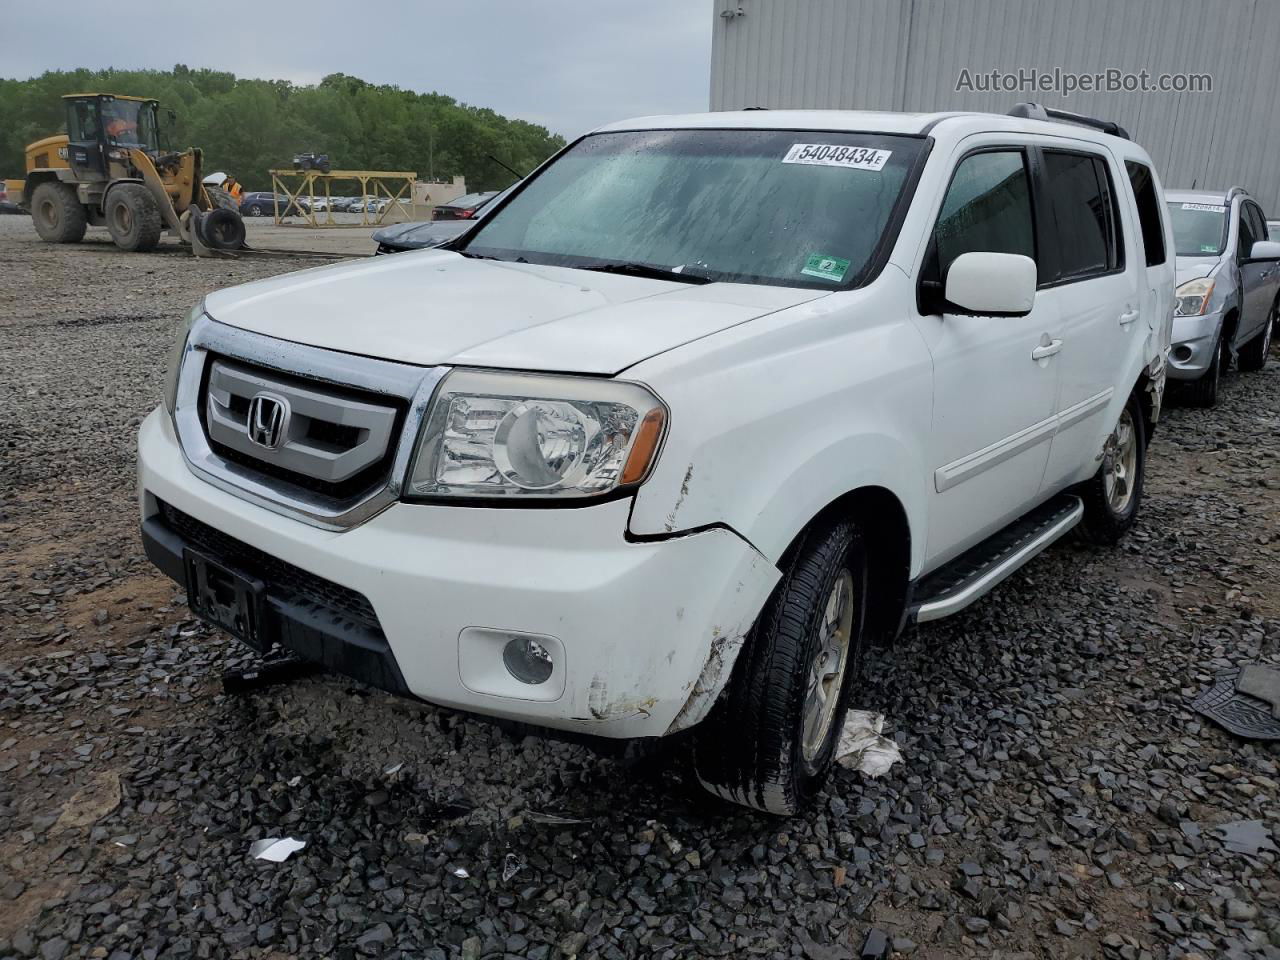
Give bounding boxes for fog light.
[502,636,554,684]
[1173,344,1193,363]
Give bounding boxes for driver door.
[66,99,106,181]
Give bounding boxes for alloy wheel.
[1102,407,1139,514]
[801,569,854,762]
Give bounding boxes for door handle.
[1031,338,1063,361]
[1119,308,1140,326]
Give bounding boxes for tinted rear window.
[1042,151,1122,280]
[1124,161,1166,267]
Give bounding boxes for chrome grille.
[172,314,447,530]
[205,359,397,485]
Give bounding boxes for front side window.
[67,100,99,142]
[932,149,1036,278]
[1167,201,1227,257]
[461,128,927,290]
[1042,151,1121,280]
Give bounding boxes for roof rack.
[1007,102,1130,140]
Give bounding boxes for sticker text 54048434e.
[782,144,892,171]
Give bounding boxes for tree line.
[0,66,566,193]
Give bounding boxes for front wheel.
[693,519,867,815]
[105,184,162,252]
[1076,393,1146,546]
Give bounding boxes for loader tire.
[31,182,87,244]
[197,208,246,250]
[105,184,163,252]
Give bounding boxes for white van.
[139,103,1173,814]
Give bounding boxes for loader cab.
[63,94,161,182]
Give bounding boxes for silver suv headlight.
[1174,278,1214,317]
[406,369,667,501]
[164,301,204,415]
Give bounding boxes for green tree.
[0,66,565,192]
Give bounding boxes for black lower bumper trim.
[141,506,410,698]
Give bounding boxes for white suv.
[139,103,1173,814]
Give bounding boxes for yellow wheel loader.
[16,94,246,255]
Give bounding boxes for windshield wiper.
[578,261,714,285]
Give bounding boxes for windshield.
[100,99,159,150]
[448,192,495,208]
[1168,200,1227,257]
[461,128,926,289]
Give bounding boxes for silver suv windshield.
[1167,200,1227,257]
[460,128,926,290]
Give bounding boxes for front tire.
[105,184,163,252]
[30,182,87,243]
[693,519,867,815]
[1238,306,1274,371]
[1077,393,1146,546]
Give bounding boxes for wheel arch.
[777,484,913,648]
[22,171,63,205]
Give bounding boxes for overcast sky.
[0,1,714,139]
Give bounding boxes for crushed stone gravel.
[1,214,1278,959]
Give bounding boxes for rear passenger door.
[1036,147,1141,493]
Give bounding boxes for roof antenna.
[1192,178,1198,189]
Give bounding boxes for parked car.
[240,192,305,217]
[1165,188,1280,405]
[0,180,21,214]
[140,103,1172,814]
[431,190,499,221]
[1269,219,1280,240]
[372,190,504,253]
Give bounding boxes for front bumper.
[1168,310,1223,380]
[138,409,779,738]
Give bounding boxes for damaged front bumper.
[138,409,779,739]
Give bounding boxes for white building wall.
[710,0,1280,211]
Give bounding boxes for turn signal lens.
[621,408,666,485]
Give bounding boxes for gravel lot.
[1,213,1278,960]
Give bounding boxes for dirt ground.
[1,213,1277,960]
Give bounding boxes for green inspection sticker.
[801,253,850,282]
[1200,244,1218,253]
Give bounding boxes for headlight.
[407,369,667,501]
[163,301,203,415]
[1175,278,1214,317]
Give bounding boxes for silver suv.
[1166,188,1279,406]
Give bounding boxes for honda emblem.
[247,393,289,450]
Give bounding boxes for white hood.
[205,251,826,375]
[1175,256,1221,286]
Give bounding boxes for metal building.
[710,0,1280,211]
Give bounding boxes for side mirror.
[944,251,1037,317]
[1247,239,1280,262]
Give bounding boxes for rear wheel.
[30,182,87,243]
[693,519,867,815]
[1076,392,1146,546]
[105,184,163,252]
[1186,335,1222,408]
[244,204,264,217]
[1238,305,1274,371]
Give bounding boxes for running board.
[910,494,1084,624]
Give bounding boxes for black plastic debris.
[1213,820,1279,857]
[1191,666,1280,740]
[859,928,889,960]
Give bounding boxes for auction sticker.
[783,143,891,171]
[801,254,851,282]
[1181,202,1226,213]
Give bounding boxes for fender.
[626,272,934,577]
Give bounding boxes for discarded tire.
[197,208,246,250]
